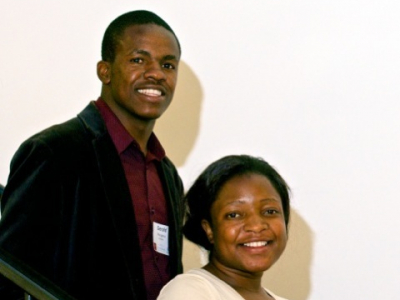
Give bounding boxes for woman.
[158,155,290,300]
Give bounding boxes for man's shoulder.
[11,103,104,167]
[25,103,102,149]
[160,156,176,169]
[25,116,86,151]
[160,156,181,181]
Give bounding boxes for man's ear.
[201,219,214,244]
[97,60,111,84]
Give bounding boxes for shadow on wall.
[155,61,203,167]
[263,209,314,300]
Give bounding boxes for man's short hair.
[101,10,181,62]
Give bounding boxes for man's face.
[103,24,180,123]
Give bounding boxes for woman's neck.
[203,262,273,299]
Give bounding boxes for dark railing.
[0,248,77,300]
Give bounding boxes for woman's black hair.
[183,154,290,251]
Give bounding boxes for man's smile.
[138,88,163,96]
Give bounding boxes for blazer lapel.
[78,103,146,297]
[158,161,184,275]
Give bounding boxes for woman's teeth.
[243,241,268,247]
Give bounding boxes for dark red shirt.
[95,99,171,300]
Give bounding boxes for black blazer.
[0,102,184,299]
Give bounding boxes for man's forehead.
[118,24,180,56]
[121,24,176,43]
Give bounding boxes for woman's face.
[202,173,287,275]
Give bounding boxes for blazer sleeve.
[0,137,64,296]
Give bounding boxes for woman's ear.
[97,60,111,84]
[201,219,214,244]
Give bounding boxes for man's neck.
[100,96,156,155]
[124,120,154,155]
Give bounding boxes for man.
[0,10,184,300]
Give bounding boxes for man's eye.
[130,58,143,63]
[163,63,175,70]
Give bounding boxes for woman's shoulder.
[157,269,218,300]
[264,288,290,300]
[157,269,244,300]
[158,269,290,300]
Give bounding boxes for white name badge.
[153,222,169,256]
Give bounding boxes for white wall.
[1,1,400,299]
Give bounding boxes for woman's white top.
[157,268,288,300]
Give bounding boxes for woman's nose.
[243,215,268,233]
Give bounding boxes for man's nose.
[144,63,166,82]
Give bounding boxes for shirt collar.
[95,98,165,161]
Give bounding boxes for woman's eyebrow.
[260,198,281,204]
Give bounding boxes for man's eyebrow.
[132,49,150,56]
[163,54,179,61]
[131,49,178,61]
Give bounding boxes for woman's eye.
[264,209,279,215]
[226,212,240,219]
